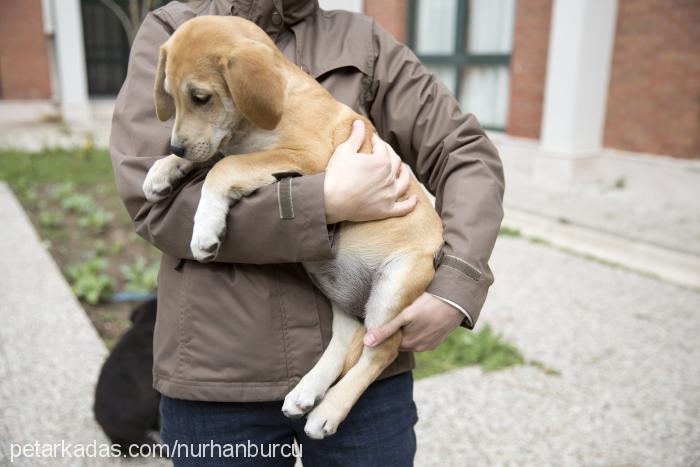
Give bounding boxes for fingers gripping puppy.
[143,16,443,439]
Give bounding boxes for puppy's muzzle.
[170,144,186,158]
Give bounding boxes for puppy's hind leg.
[304,253,433,439]
[282,304,363,419]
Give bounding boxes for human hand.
[324,120,418,224]
[363,293,465,352]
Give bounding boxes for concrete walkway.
[0,101,112,151]
[495,133,700,256]
[414,236,700,466]
[0,183,164,466]
[495,134,700,289]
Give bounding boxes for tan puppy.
[143,16,443,439]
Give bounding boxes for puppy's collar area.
[186,152,225,171]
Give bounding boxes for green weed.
[49,182,77,200]
[62,193,95,214]
[78,209,114,232]
[415,325,524,378]
[120,256,159,293]
[499,226,522,237]
[414,325,559,379]
[65,256,114,305]
[38,211,62,229]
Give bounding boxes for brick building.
[0,0,698,159]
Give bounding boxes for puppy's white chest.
[225,128,280,154]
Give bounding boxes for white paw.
[143,172,173,203]
[190,189,229,262]
[282,380,325,419]
[190,227,222,263]
[304,400,345,440]
[143,157,184,203]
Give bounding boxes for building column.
[50,0,91,125]
[536,0,618,188]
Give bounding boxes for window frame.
[406,0,512,130]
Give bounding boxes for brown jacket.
[110,0,504,402]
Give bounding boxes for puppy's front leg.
[190,150,311,262]
[143,155,194,203]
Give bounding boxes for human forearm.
[425,120,504,327]
[368,23,504,328]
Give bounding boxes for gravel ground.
[415,236,700,467]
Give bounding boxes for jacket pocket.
[176,261,289,384]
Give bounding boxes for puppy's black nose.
[170,144,186,158]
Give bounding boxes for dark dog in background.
[94,298,160,454]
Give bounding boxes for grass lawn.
[0,145,160,349]
[0,144,553,377]
[414,324,559,379]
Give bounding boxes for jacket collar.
[229,0,319,38]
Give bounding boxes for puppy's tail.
[340,325,367,377]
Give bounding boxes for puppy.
[94,298,161,454]
[143,16,443,439]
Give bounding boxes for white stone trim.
[50,0,91,125]
[540,0,619,154]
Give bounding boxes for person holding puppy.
[110,0,504,465]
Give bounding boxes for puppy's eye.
[192,93,211,105]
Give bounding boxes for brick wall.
[0,0,51,99]
[506,0,552,139]
[603,0,700,159]
[364,0,408,43]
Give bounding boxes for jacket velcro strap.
[276,177,295,220]
[434,249,482,282]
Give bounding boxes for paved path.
[494,134,700,257]
[414,236,700,466]
[0,183,164,466]
[0,124,111,153]
[0,101,112,152]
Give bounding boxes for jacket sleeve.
[368,23,505,328]
[109,13,334,264]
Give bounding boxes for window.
[407,0,516,130]
[81,0,168,96]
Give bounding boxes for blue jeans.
[160,372,417,466]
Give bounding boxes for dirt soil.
[20,182,160,349]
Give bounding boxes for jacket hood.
[229,0,319,36]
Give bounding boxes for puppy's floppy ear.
[153,46,175,121]
[221,41,285,130]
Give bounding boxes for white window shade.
[427,65,457,95]
[459,66,510,128]
[415,0,458,55]
[318,0,363,13]
[467,0,516,53]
